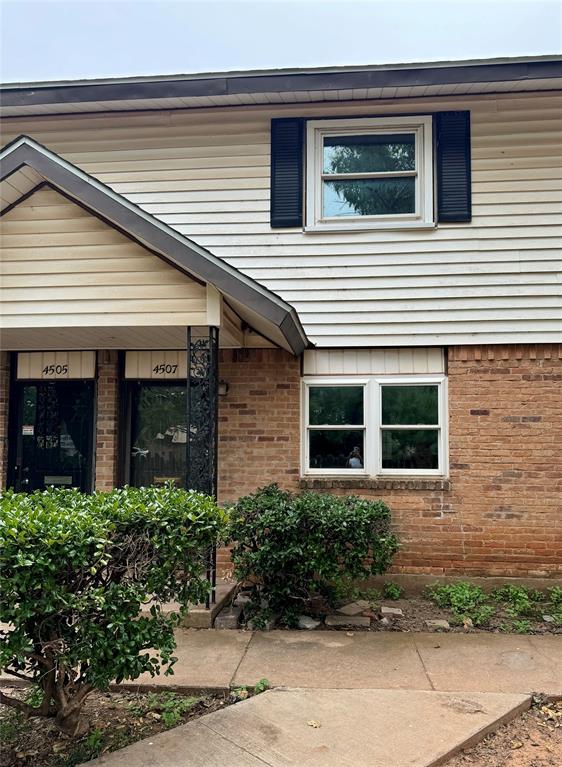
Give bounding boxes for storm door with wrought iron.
[128,382,188,487]
[10,380,95,492]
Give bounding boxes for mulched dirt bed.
[0,686,234,767]
[355,596,562,634]
[447,698,561,766]
[234,582,562,634]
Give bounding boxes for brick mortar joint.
[299,477,452,492]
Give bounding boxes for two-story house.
[1,55,560,579]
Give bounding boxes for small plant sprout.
[253,678,270,695]
[383,582,404,601]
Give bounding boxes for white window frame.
[301,375,448,477]
[305,115,434,232]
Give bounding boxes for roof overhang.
[0,135,308,355]
[1,56,561,117]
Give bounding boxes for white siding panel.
[0,188,208,329]
[303,348,444,374]
[2,90,561,346]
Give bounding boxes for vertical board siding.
[17,351,96,379]
[302,348,444,375]
[2,91,561,346]
[0,188,208,328]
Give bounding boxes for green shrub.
[382,582,404,601]
[512,619,533,634]
[0,486,225,736]
[548,586,562,607]
[491,585,541,617]
[228,484,397,627]
[426,582,489,622]
[145,692,200,729]
[468,605,495,627]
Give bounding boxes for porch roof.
[0,135,308,355]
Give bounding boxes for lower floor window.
[303,376,446,476]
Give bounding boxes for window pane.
[309,386,363,425]
[382,429,439,470]
[381,385,439,425]
[323,134,415,173]
[309,430,364,469]
[323,177,415,218]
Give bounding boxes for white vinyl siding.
[2,90,560,347]
[0,187,208,329]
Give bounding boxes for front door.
[10,380,95,492]
[128,382,187,487]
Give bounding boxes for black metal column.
[186,327,219,604]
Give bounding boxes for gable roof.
[1,55,561,117]
[0,135,308,355]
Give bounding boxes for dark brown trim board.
[1,57,561,108]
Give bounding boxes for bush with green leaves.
[491,585,542,618]
[426,582,494,625]
[228,484,397,627]
[383,581,404,601]
[0,485,225,736]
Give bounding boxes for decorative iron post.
[186,326,219,603]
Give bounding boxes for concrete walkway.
[124,629,561,697]
[88,688,532,767]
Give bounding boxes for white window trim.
[305,115,435,232]
[301,375,448,477]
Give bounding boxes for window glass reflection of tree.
[323,133,416,217]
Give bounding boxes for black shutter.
[435,111,471,223]
[270,118,304,228]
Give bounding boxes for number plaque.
[125,351,187,379]
[17,352,96,380]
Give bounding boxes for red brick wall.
[217,348,301,501]
[94,351,119,491]
[217,343,562,578]
[444,344,562,577]
[0,352,10,491]
[216,348,301,573]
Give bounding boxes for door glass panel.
[17,382,93,492]
[130,384,187,487]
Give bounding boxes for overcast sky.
[1,0,560,83]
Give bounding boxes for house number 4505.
[42,364,69,376]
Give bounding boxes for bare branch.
[0,690,34,717]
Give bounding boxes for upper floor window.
[305,116,434,231]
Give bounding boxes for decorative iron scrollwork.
[186,328,219,498]
[186,327,219,606]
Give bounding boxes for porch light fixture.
[218,380,229,397]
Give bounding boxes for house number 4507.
[152,363,178,375]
